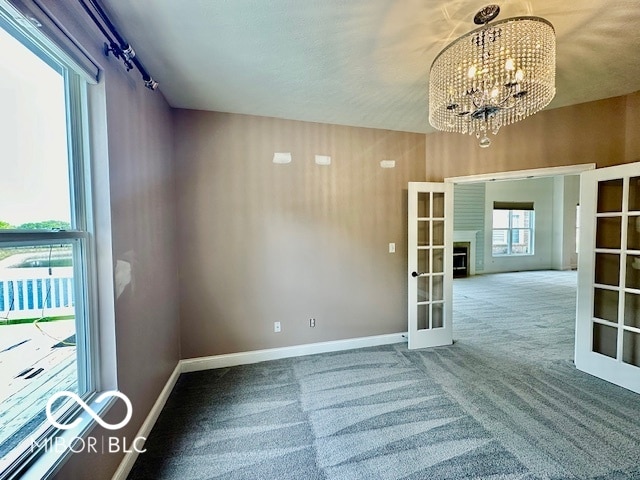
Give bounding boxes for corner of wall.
[625,91,640,163]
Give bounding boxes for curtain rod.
[78,0,158,90]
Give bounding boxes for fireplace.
[453,243,470,278]
[453,230,478,276]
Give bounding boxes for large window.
[492,202,535,256]
[0,10,96,475]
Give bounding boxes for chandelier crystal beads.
[429,5,556,147]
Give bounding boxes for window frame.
[0,10,100,478]
[492,208,535,257]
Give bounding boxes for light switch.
[389,243,396,253]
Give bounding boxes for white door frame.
[446,163,596,185]
[443,162,596,354]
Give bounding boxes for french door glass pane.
[417,304,429,330]
[432,275,444,301]
[417,249,429,273]
[624,293,640,328]
[593,288,618,323]
[432,193,444,217]
[432,304,444,328]
[432,221,444,246]
[595,217,622,249]
[417,277,429,302]
[597,179,623,213]
[593,322,618,358]
[418,221,429,246]
[417,193,430,218]
[432,248,444,273]
[594,253,620,286]
[626,255,640,290]
[629,216,640,250]
[622,331,640,367]
[629,177,640,212]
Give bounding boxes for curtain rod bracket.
[103,42,133,71]
[81,0,158,91]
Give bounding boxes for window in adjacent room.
[492,202,535,256]
[0,9,97,476]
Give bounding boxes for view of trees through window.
[0,220,71,230]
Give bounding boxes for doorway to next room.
[451,171,582,362]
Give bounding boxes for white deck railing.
[0,267,75,321]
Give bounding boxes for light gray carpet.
[129,271,640,479]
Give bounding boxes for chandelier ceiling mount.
[473,4,500,25]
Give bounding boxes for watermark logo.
[33,390,146,454]
[46,390,132,431]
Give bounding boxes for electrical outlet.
[309,318,316,327]
[274,321,281,333]
[389,243,396,253]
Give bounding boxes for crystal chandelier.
[428,5,556,147]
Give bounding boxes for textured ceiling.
[102,0,640,133]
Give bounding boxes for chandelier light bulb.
[428,5,556,147]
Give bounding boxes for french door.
[407,182,453,349]
[575,162,640,393]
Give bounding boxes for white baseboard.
[111,362,181,480]
[181,332,407,373]
[111,332,406,479]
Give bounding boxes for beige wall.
[175,92,640,359]
[425,94,637,181]
[625,91,640,163]
[174,111,425,357]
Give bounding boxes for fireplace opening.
[453,242,470,278]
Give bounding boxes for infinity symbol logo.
[46,391,132,431]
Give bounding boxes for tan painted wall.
[425,94,636,181]
[176,92,639,359]
[175,111,425,358]
[625,91,640,163]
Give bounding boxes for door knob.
[411,271,427,277]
